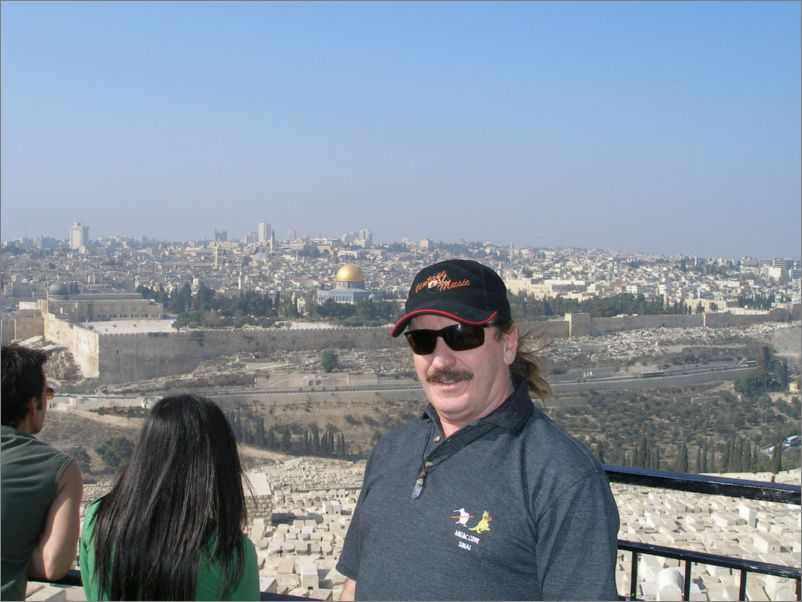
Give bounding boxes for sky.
[1,1,800,259]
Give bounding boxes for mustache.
[426,369,473,384]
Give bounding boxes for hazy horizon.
[2,1,800,259]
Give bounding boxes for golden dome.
[335,263,365,282]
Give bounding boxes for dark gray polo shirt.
[337,380,620,601]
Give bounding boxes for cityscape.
[2,221,800,601]
[4,221,799,317]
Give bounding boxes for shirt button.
[434,435,441,442]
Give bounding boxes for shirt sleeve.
[535,469,620,601]
[79,500,100,600]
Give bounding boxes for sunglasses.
[45,387,55,401]
[404,323,491,355]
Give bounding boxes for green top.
[79,500,260,601]
[1,426,73,601]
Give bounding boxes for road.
[165,364,756,401]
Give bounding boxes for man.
[337,259,619,601]
[2,344,83,600]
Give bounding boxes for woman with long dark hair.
[79,395,259,600]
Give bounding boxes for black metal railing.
[604,464,801,601]
[32,466,801,601]
[605,464,801,504]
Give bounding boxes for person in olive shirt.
[337,260,620,601]
[2,344,83,600]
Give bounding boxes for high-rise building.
[69,222,89,250]
[258,222,272,244]
[342,228,373,247]
[214,228,228,242]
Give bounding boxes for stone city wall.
[703,307,790,328]
[96,327,407,383]
[518,319,571,339]
[565,308,793,338]
[43,312,101,378]
[589,313,703,336]
[35,306,796,383]
[1,310,44,344]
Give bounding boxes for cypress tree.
[673,442,689,473]
[771,439,783,473]
[739,438,750,472]
[256,418,266,448]
[752,444,762,471]
[636,436,649,468]
[596,441,606,464]
[722,439,732,472]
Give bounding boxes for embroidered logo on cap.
[415,270,471,295]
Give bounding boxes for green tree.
[169,282,193,314]
[66,446,92,473]
[635,436,649,468]
[735,374,768,397]
[96,437,135,470]
[255,418,266,448]
[336,433,347,458]
[280,427,291,452]
[771,359,789,389]
[308,424,320,454]
[672,442,689,473]
[694,447,704,473]
[195,282,215,311]
[771,439,783,473]
[321,350,337,373]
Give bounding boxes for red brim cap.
[390,307,498,337]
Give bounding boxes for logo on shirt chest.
[450,508,492,551]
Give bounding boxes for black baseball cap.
[391,259,511,337]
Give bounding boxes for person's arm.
[537,470,620,601]
[340,578,356,601]
[28,460,83,581]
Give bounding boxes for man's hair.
[1,344,47,426]
[492,318,552,402]
[90,394,248,600]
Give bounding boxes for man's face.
[409,314,517,436]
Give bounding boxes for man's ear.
[503,325,518,365]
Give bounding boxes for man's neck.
[11,416,36,434]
